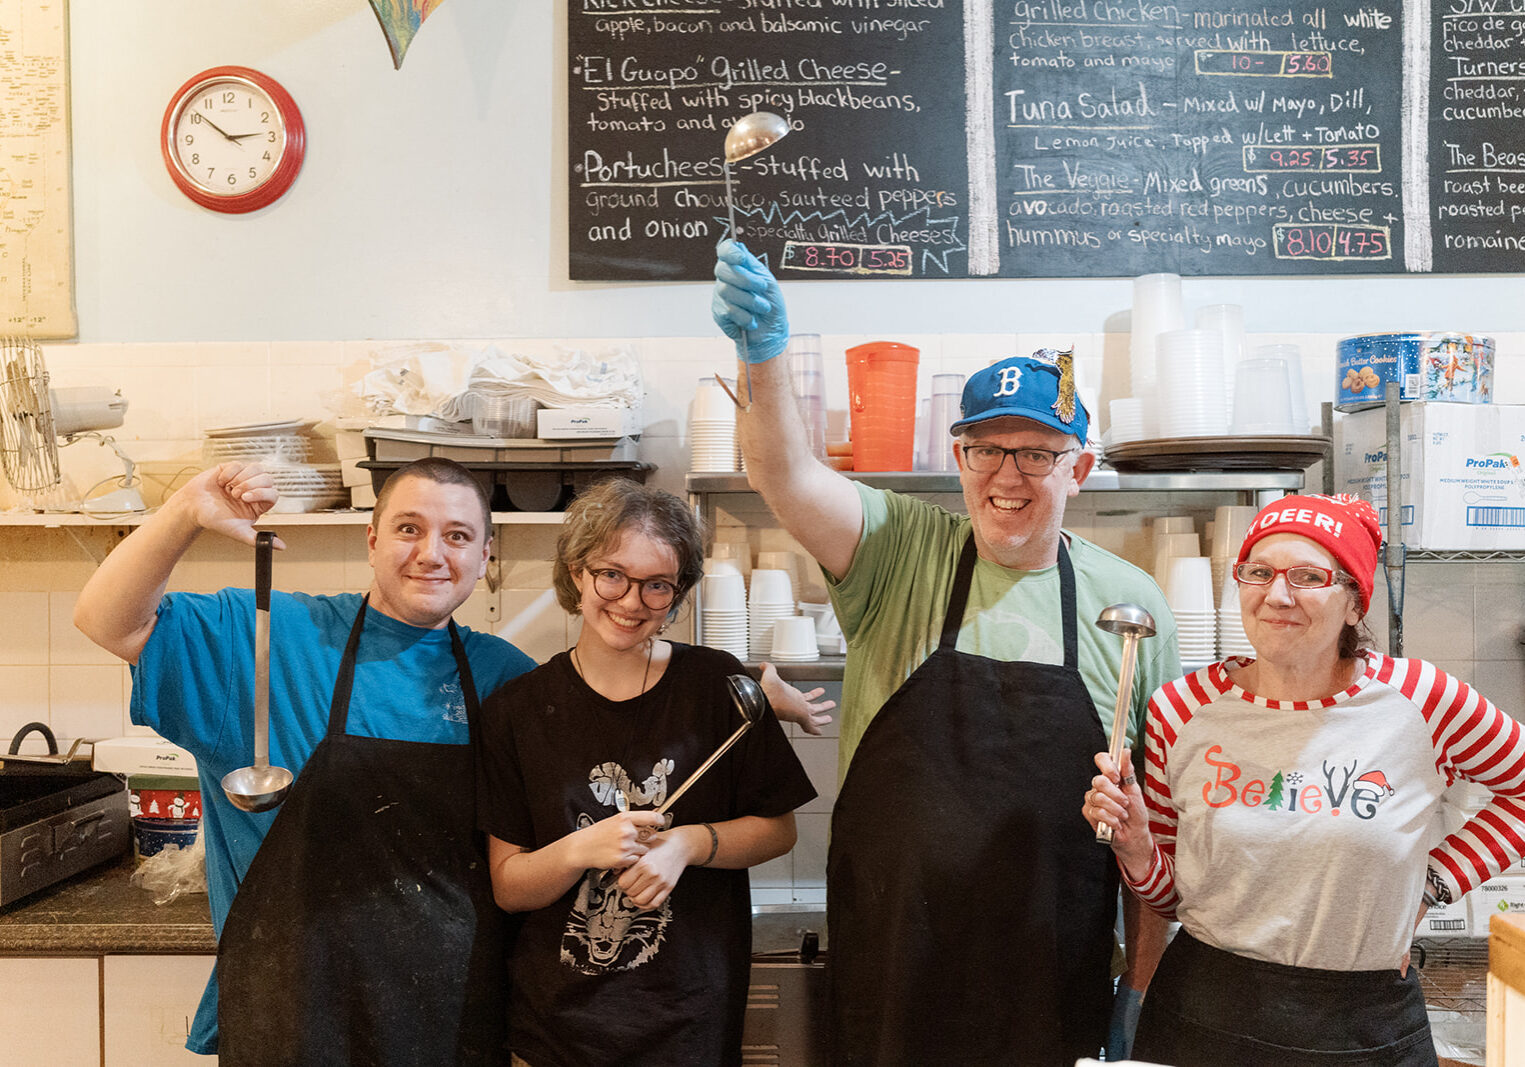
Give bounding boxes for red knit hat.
[1235,494,1382,611]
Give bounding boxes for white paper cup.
[770,615,819,659]
[701,570,746,613]
[694,376,739,423]
[748,568,794,606]
[1164,555,1215,613]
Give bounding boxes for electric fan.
[0,337,147,514]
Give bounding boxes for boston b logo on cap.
[949,348,1089,442]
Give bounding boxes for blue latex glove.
[1106,982,1144,1061]
[711,239,790,363]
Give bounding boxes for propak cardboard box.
[1333,402,1525,551]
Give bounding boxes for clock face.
[162,67,305,214]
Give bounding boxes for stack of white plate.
[203,419,317,466]
[1163,556,1217,667]
[699,566,748,660]
[747,568,796,661]
[1217,570,1254,658]
[691,376,739,473]
[265,464,348,513]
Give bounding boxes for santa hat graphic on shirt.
[1355,770,1394,795]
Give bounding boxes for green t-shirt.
[827,483,1182,777]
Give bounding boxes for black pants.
[1133,929,1438,1067]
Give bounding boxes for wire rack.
[1415,937,1488,1066]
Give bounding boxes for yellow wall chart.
[0,0,74,338]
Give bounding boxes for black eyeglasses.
[1232,562,1342,589]
[961,445,1080,476]
[587,567,678,610]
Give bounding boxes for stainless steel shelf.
[687,469,1306,495]
[745,658,845,682]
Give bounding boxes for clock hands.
[195,112,241,143]
[195,113,264,146]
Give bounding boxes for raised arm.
[711,240,863,581]
[73,463,281,664]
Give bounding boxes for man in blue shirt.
[75,457,534,1064]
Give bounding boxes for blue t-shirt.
[131,589,535,1054]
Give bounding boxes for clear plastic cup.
[471,395,538,438]
[788,334,827,459]
[1255,344,1308,434]
[1231,358,1294,435]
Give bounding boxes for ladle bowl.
[222,764,295,814]
[724,111,790,163]
[1096,602,1157,640]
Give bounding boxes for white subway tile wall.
[3,332,1523,899]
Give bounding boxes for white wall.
[67,1,1525,345]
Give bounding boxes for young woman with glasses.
[475,477,815,1067]
[1082,494,1525,1066]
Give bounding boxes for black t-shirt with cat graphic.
[477,642,816,1067]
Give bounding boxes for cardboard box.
[1333,402,1525,550]
[93,735,198,777]
[536,406,643,439]
[1421,894,1474,937]
[1471,876,1525,933]
[1335,332,1495,412]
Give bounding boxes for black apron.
[218,601,511,1066]
[827,537,1117,1066]
[1133,928,1439,1066]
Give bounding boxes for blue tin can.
[1336,332,1494,411]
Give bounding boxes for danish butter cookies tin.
[1336,332,1494,411]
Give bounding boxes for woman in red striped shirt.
[1083,493,1525,1066]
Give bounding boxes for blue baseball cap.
[949,353,1089,443]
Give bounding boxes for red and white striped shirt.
[1124,651,1525,970]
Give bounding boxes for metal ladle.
[221,532,294,813]
[1094,603,1157,844]
[717,111,790,412]
[637,673,765,838]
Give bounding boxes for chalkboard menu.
[568,0,1525,280]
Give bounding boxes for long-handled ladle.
[716,111,790,412]
[221,531,294,813]
[635,673,766,840]
[1094,603,1157,844]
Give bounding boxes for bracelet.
[1424,866,1453,907]
[698,822,719,867]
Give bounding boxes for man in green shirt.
[711,239,1180,1065]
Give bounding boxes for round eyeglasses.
[1232,562,1342,589]
[587,567,677,610]
[961,445,1080,476]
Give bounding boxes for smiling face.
[573,526,681,656]
[365,475,490,629]
[954,416,1093,570]
[1239,533,1361,669]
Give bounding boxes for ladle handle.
[1096,631,1140,845]
[655,720,753,818]
[253,531,273,772]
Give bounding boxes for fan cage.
[0,338,63,492]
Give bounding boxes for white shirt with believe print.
[1125,651,1525,971]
